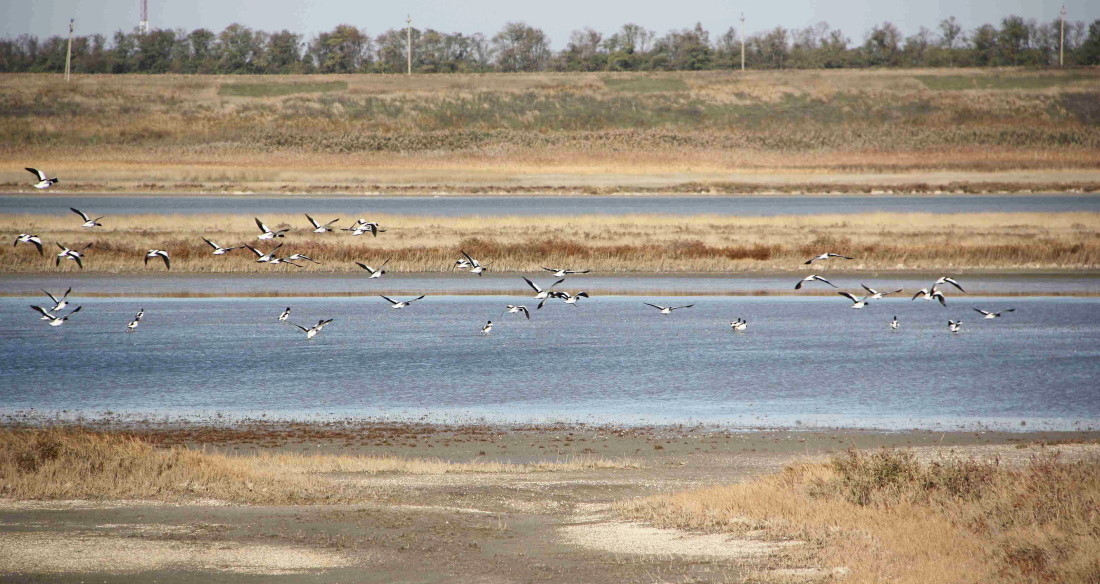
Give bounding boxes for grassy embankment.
[1,69,1098,193]
[1,211,1097,273]
[620,448,1100,584]
[0,428,640,504]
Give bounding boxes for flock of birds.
[15,167,1017,338]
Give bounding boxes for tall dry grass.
[619,449,1100,584]
[2,211,1097,273]
[0,428,641,503]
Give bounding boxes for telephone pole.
[65,18,74,82]
[406,15,412,75]
[1059,5,1066,67]
[739,12,746,71]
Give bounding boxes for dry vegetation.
[0,428,640,504]
[1,68,1098,193]
[619,449,1100,584]
[2,211,1097,273]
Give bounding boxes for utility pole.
[1059,5,1066,67]
[139,0,149,35]
[406,15,412,75]
[65,18,74,82]
[739,12,746,71]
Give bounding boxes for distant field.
[0,68,1098,193]
[2,211,1096,273]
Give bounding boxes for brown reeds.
[618,449,1100,584]
[2,211,1097,273]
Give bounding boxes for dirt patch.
[559,520,799,558]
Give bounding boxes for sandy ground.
[1,422,1098,583]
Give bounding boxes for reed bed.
[0,428,642,503]
[2,211,1097,273]
[618,449,1100,584]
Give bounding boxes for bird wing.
[30,305,53,317]
[672,304,693,310]
[305,214,320,228]
[461,250,478,266]
[943,277,966,293]
[934,293,947,306]
[255,217,270,233]
[523,276,541,292]
[42,289,59,304]
[410,295,426,303]
[73,255,83,269]
[644,303,664,310]
[356,262,374,273]
[202,237,219,250]
[838,291,858,302]
[378,258,390,269]
[244,245,262,257]
[66,306,81,317]
[541,267,558,273]
[861,283,876,295]
[576,292,589,298]
[159,252,170,269]
[519,306,530,319]
[973,308,990,316]
[292,324,309,333]
[1004,308,1016,313]
[833,254,854,259]
[323,218,339,228]
[62,287,71,299]
[380,295,398,304]
[30,238,43,254]
[815,276,837,288]
[887,289,903,295]
[26,168,46,181]
[70,208,90,221]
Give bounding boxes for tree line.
[2,16,1099,74]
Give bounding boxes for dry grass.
[0,69,1098,192]
[0,428,641,503]
[619,449,1100,584]
[2,211,1097,273]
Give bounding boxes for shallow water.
[3,194,1098,217]
[2,295,1097,430]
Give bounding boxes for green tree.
[491,22,551,72]
[863,22,902,66]
[1081,20,1100,64]
[309,25,371,73]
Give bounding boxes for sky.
[3,0,1097,48]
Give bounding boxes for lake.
[2,294,1098,431]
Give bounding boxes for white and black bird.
[144,249,170,270]
[70,208,103,228]
[948,320,962,333]
[452,258,472,271]
[935,276,967,294]
[890,316,899,330]
[134,307,144,322]
[30,305,81,326]
[245,243,282,263]
[55,242,91,269]
[344,221,385,237]
[542,267,590,277]
[838,291,869,309]
[912,287,947,306]
[795,274,837,290]
[306,214,340,233]
[278,307,291,322]
[255,217,289,240]
[973,308,1015,319]
[644,302,694,315]
[267,255,303,268]
[201,237,244,255]
[481,321,493,335]
[500,305,531,319]
[14,234,44,255]
[804,252,853,265]
[126,309,143,332]
[283,253,319,264]
[293,318,333,339]
[861,284,903,299]
[42,287,72,313]
[730,318,747,331]
[460,250,489,276]
[523,276,565,300]
[562,292,589,306]
[381,295,425,309]
[26,167,58,189]
[356,259,389,278]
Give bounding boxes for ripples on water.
[2,296,1098,430]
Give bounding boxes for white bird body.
[42,287,72,313]
[55,243,91,269]
[890,316,899,330]
[306,214,339,233]
[27,167,58,189]
[127,319,139,332]
[644,302,693,315]
[730,318,747,331]
[144,249,170,270]
[382,295,425,309]
[255,217,288,240]
[795,275,837,290]
[279,307,291,322]
[284,253,319,264]
[245,244,282,263]
[202,237,243,255]
[973,308,1015,319]
[542,267,590,277]
[481,321,493,335]
[461,251,489,276]
[501,305,531,319]
[343,221,385,237]
[70,208,103,228]
[31,305,80,326]
[912,287,947,306]
[935,276,967,294]
[356,259,389,278]
[14,234,44,255]
[948,320,962,333]
[861,284,903,299]
[523,277,565,300]
[804,252,853,265]
[838,291,869,309]
[294,319,333,339]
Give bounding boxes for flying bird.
[643,302,694,315]
[283,253,319,265]
[55,243,91,269]
[144,249,170,270]
[973,308,1015,319]
[306,214,340,233]
[14,234,44,255]
[523,276,565,300]
[70,208,103,228]
[481,321,493,335]
[30,305,81,326]
[542,267,591,277]
[912,287,947,306]
[861,284,903,299]
[201,237,244,255]
[452,258,472,271]
[293,318,333,339]
[838,291,869,309]
[356,259,389,278]
[381,295,425,309]
[795,274,837,290]
[26,167,58,189]
[126,308,143,332]
[460,250,489,276]
[255,217,289,240]
[804,252,853,265]
[500,305,531,319]
[343,221,385,237]
[948,320,962,333]
[42,287,72,313]
[935,276,967,294]
[278,307,291,322]
[245,244,282,263]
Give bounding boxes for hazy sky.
[3,1,1097,48]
